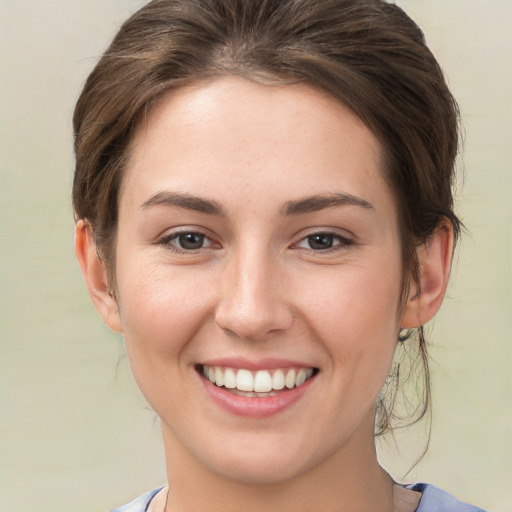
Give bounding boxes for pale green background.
[0,1,510,511]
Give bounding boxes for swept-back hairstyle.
[73,0,461,434]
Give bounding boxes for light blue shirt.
[111,484,486,512]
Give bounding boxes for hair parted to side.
[73,0,461,435]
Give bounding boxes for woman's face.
[112,77,406,484]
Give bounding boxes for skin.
[76,77,453,512]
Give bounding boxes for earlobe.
[74,220,123,333]
[401,220,454,329]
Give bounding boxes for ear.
[74,219,123,333]
[400,220,454,329]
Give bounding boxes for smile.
[200,365,316,396]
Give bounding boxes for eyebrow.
[141,192,226,216]
[281,193,374,215]
[140,191,374,216]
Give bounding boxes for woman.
[73,0,486,510]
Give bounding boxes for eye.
[295,232,351,251]
[159,231,214,252]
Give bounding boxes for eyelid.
[156,227,218,253]
[292,229,355,252]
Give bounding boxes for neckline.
[146,484,422,512]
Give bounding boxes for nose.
[215,249,293,341]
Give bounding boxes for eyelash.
[293,232,353,253]
[156,230,353,255]
[157,230,214,254]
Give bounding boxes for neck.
[162,415,395,512]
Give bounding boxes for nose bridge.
[215,241,291,341]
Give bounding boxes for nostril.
[215,312,294,342]
[214,273,293,341]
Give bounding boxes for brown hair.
[73,0,461,435]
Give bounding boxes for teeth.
[272,369,285,390]
[236,369,254,392]
[285,369,296,389]
[254,370,272,393]
[224,367,237,389]
[201,365,315,393]
[295,369,307,387]
[214,367,224,387]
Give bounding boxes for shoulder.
[110,487,164,512]
[408,483,487,512]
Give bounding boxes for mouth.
[197,364,318,397]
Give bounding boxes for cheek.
[113,264,218,418]
[305,258,401,324]
[116,261,213,363]
[299,258,402,376]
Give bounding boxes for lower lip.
[199,373,316,418]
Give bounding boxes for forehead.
[131,76,381,161]
[122,76,392,219]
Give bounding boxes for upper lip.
[198,357,317,371]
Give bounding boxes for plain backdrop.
[0,1,510,511]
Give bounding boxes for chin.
[193,431,327,487]
[209,454,309,487]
